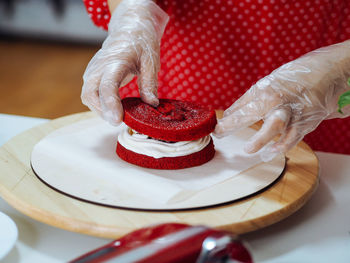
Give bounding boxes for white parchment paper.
[31,118,285,209]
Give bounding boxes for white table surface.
[1,113,349,263]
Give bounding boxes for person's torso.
[84,0,350,154]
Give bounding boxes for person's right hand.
[81,0,169,125]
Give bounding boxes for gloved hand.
[81,0,169,125]
[214,40,350,161]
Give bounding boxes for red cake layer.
[116,138,215,169]
[122,97,217,142]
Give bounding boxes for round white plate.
[0,212,18,260]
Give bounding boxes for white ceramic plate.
[0,211,18,260]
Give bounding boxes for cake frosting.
[118,128,211,159]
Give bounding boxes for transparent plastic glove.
[214,40,350,161]
[81,0,169,125]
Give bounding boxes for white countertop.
[1,113,349,263]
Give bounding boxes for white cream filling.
[118,128,211,159]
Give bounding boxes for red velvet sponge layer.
[122,97,217,142]
[116,138,215,170]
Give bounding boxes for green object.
[337,78,350,114]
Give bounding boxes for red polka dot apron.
[83,0,350,154]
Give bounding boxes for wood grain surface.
[0,39,98,119]
[0,112,319,238]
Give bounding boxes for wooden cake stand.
[0,112,319,239]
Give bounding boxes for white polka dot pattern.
[84,0,350,154]
[83,0,110,29]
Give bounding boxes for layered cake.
[116,97,217,169]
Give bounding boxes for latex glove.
[214,40,350,161]
[81,0,169,125]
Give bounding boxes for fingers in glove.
[98,67,129,126]
[244,106,291,154]
[223,89,254,118]
[272,126,304,153]
[257,126,299,163]
[81,74,103,116]
[214,102,262,138]
[138,52,159,107]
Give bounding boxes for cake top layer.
[122,97,217,142]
